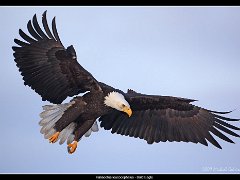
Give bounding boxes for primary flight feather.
[13,11,240,154]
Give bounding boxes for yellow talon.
[49,132,60,143]
[67,141,78,154]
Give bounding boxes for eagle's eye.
[121,104,126,108]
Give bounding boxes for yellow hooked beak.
[122,106,132,117]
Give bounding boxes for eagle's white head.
[104,91,132,117]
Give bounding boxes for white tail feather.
[39,111,60,126]
[67,134,75,145]
[42,105,59,111]
[91,121,99,132]
[40,114,62,134]
[40,108,59,119]
[84,129,92,137]
[44,128,56,139]
[59,122,76,145]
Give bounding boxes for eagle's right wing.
[100,91,240,148]
[13,11,101,104]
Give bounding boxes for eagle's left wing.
[99,91,240,148]
[12,11,101,104]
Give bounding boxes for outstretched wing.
[99,92,240,149]
[13,11,101,104]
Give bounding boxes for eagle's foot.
[49,132,60,143]
[67,141,78,154]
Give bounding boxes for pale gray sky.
[1,6,240,173]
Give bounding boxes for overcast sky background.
[1,6,240,174]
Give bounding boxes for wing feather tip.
[43,10,47,17]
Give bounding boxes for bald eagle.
[13,11,240,154]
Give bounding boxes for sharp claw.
[49,132,60,143]
[67,141,78,154]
